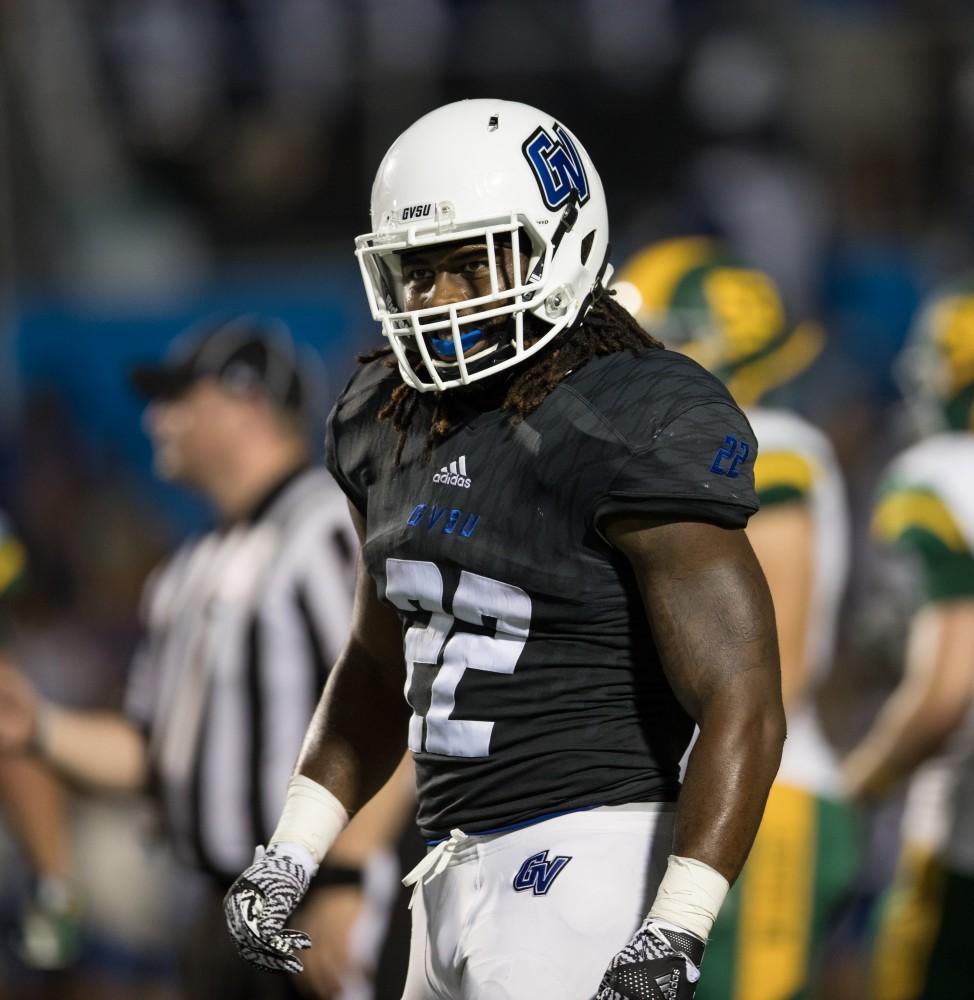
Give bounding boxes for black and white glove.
[223,843,316,974]
[595,916,705,1000]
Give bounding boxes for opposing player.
[614,237,857,1000]
[223,99,786,1000]
[843,276,974,1000]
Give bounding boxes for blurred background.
[1,0,972,997]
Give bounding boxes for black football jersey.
[326,348,758,840]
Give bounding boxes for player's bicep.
[746,502,814,712]
[605,517,781,721]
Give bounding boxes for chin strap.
[549,193,580,256]
[525,192,580,287]
[573,245,614,327]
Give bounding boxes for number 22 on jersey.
[385,558,532,758]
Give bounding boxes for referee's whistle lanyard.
[402,828,469,908]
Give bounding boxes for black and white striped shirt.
[125,467,357,884]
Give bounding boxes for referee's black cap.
[129,316,307,413]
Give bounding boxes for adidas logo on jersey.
[433,456,471,489]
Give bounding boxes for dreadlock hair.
[360,288,664,466]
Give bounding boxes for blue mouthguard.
[430,329,483,359]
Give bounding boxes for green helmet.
[613,236,823,407]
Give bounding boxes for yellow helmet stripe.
[873,491,968,552]
[727,321,825,408]
[754,451,816,497]
[930,294,974,393]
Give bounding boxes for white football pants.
[401,802,675,1000]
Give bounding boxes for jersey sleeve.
[324,358,393,517]
[584,352,759,531]
[325,401,367,516]
[872,487,974,602]
[754,450,814,508]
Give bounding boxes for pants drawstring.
[401,829,469,910]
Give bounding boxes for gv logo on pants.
[512,850,572,896]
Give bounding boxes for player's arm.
[746,503,812,712]
[265,533,415,997]
[607,517,785,881]
[595,517,784,1000]
[843,599,974,799]
[746,449,816,714]
[0,522,82,967]
[224,500,411,975]
[292,755,414,998]
[0,754,83,968]
[321,754,414,867]
[0,656,147,791]
[0,754,73,878]
[288,528,414,999]
[844,488,974,799]
[291,504,411,809]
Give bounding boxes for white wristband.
[269,775,349,866]
[648,854,730,941]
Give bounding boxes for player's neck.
[450,372,513,413]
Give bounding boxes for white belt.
[401,828,469,909]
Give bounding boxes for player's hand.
[224,842,316,974]
[0,657,40,754]
[595,916,705,1000]
[292,884,366,998]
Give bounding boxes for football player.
[614,237,858,1000]
[223,99,786,1000]
[843,276,974,1000]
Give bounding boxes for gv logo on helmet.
[522,123,590,211]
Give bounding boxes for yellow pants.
[872,846,944,1000]
[696,782,859,1000]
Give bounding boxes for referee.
[0,317,414,1000]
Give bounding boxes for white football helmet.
[355,99,611,391]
